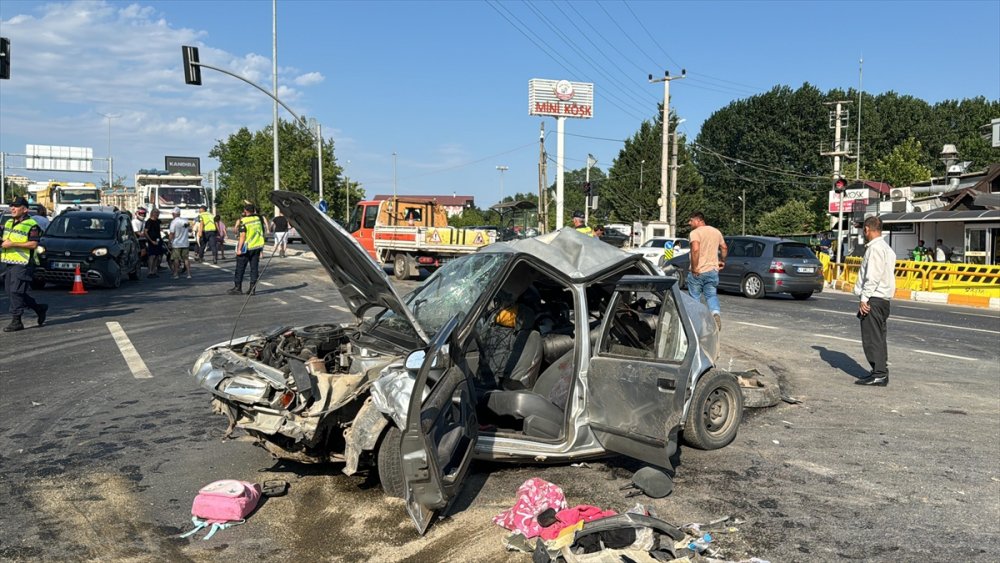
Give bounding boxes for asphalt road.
[1,251,997,562]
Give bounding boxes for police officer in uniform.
[1,197,48,332]
[229,204,266,295]
[196,205,218,263]
[571,210,593,236]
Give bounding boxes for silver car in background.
[662,236,824,300]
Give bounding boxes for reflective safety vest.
[199,212,217,232]
[575,226,594,237]
[241,215,265,251]
[1,216,40,265]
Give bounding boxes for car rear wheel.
[741,274,764,299]
[791,291,813,300]
[376,426,405,498]
[393,254,410,281]
[682,370,743,450]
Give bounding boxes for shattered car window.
[372,253,509,338]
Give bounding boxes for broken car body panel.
[192,197,735,535]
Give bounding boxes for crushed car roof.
[489,228,643,280]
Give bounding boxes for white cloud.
[0,0,324,179]
[294,72,324,86]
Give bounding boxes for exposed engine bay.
[193,324,399,464]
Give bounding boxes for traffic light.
[582,181,592,195]
[309,157,320,192]
[182,45,202,86]
[0,38,10,80]
[832,175,848,194]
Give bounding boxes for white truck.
[135,170,209,234]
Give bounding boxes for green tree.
[866,137,932,188]
[208,119,354,222]
[543,166,605,229]
[755,200,819,235]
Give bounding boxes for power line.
[622,0,681,69]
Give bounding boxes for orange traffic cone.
[69,265,88,295]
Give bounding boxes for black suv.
[34,209,141,288]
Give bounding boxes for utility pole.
[669,131,679,233]
[344,159,351,223]
[271,0,279,215]
[585,154,596,225]
[822,100,853,276]
[649,69,685,236]
[538,122,548,233]
[856,56,863,180]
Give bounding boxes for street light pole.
[272,0,279,210]
[738,189,746,235]
[495,165,508,206]
[344,159,351,223]
[97,112,119,190]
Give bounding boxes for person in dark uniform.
[229,204,266,295]
[1,197,48,332]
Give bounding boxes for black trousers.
[198,232,218,261]
[2,264,41,317]
[234,249,261,289]
[860,297,891,377]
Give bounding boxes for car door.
[719,237,745,289]
[585,277,694,468]
[400,315,479,535]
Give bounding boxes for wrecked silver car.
[193,190,743,533]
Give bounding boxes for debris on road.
[619,466,673,499]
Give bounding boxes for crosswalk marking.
[301,295,323,303]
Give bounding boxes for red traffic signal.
[833,176,848,193]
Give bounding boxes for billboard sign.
[25,145,93,172]
[828,189,869,213]
[528,79,594,119]
[165,156,200,175]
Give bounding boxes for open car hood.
[270,191,429,345]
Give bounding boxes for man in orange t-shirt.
[687,211,727,331]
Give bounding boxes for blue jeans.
[688,270,721,315]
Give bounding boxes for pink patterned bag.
[493,478,568,538]
[180,480,261,540]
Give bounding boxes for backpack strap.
[202,519,245,540]
[179,516,209,539]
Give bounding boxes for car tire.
[682,370,743,450]
[109,266,123,289]
[791,292,813,300]
[376,426,405,498]
[393,254,410,281]
[741,274,764,299]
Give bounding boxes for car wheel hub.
[704,389,731,433]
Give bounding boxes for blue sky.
[1,0,997,207]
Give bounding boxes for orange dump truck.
[347,198,498,280]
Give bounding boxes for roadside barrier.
[829,256,1000,308]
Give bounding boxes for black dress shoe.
[36,304,48,326]
[855,375,888,386]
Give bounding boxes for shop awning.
[879,210,1000,223]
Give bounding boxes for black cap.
[243,204,257,213]
[10,196,29,208]
[572,210,585,219]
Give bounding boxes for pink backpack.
[180,480,261,540]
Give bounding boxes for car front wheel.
[741,274,764,299]
[376,426,405,498]
[682,370,743,450]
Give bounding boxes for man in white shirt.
[853,215,896,386]
[167,207,192,279]
[934,239,952,262]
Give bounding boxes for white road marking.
[329,305,350,313]
[106,322,153,379]
[273,298,288,305]
[910,349,977,362]
[814,308,998,334]
[812,333,862,344]
[206,263,223,269]
[811,296,835,300]
[291,256,312,262]
[736,322,779,330]
[259,281,275,287]
[301,295,323,303]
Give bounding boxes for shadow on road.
[811,345,870,379]
[45,307,141,326]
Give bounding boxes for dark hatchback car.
[662,235,824,300]
[34,209,141,288]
